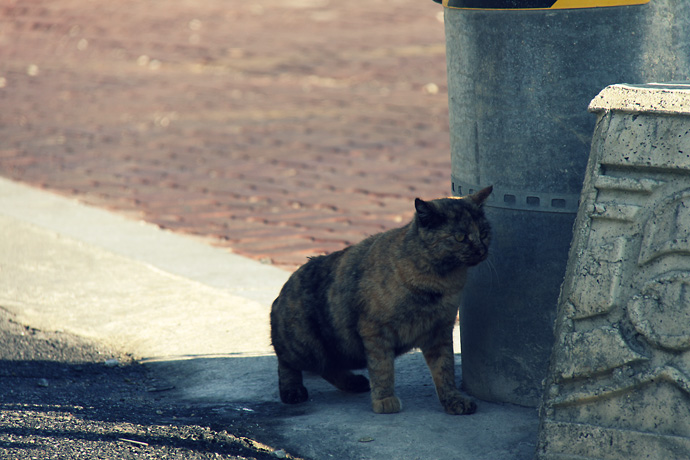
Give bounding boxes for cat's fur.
[270,186,492,414]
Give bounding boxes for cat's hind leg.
[322,367,370,393]
[278,359,309,404]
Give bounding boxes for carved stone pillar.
[537,83,690,459]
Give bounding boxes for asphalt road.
[0,308,297,460]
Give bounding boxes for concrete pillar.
[440,0,690,407]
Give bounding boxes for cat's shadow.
[299,351,444,410]
[144,350,452,411]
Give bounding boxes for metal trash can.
[435,0,690,407]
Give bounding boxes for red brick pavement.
[0,0,452,270]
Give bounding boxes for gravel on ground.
[0,308,297,460]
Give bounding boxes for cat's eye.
[455,233,466,243]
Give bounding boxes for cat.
[270,186,492,414]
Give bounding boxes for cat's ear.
[469,186,493,206]
[415,198,441,227]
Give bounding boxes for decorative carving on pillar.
[537,84,690,460]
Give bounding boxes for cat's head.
[413,186,492,270]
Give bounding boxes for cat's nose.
[474,244,488,260]
[470,234,486,250]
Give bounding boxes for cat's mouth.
[465,249,488,266]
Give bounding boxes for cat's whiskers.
[482,252,500,287]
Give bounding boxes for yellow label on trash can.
[440,0,650,9]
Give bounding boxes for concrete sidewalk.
[0,177,538,460]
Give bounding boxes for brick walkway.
[0,0,451,270]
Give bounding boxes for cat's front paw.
[280,385,309,404]
[372,396,402,414]
[441,393,477,415]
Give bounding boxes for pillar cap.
[589,82,690,116]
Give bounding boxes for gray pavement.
[0,177,539,459]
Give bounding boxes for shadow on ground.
[0,307,539,460]
[0,310,293,460]
[145,353,539,460]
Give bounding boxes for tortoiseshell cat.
[270,186,492,414]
